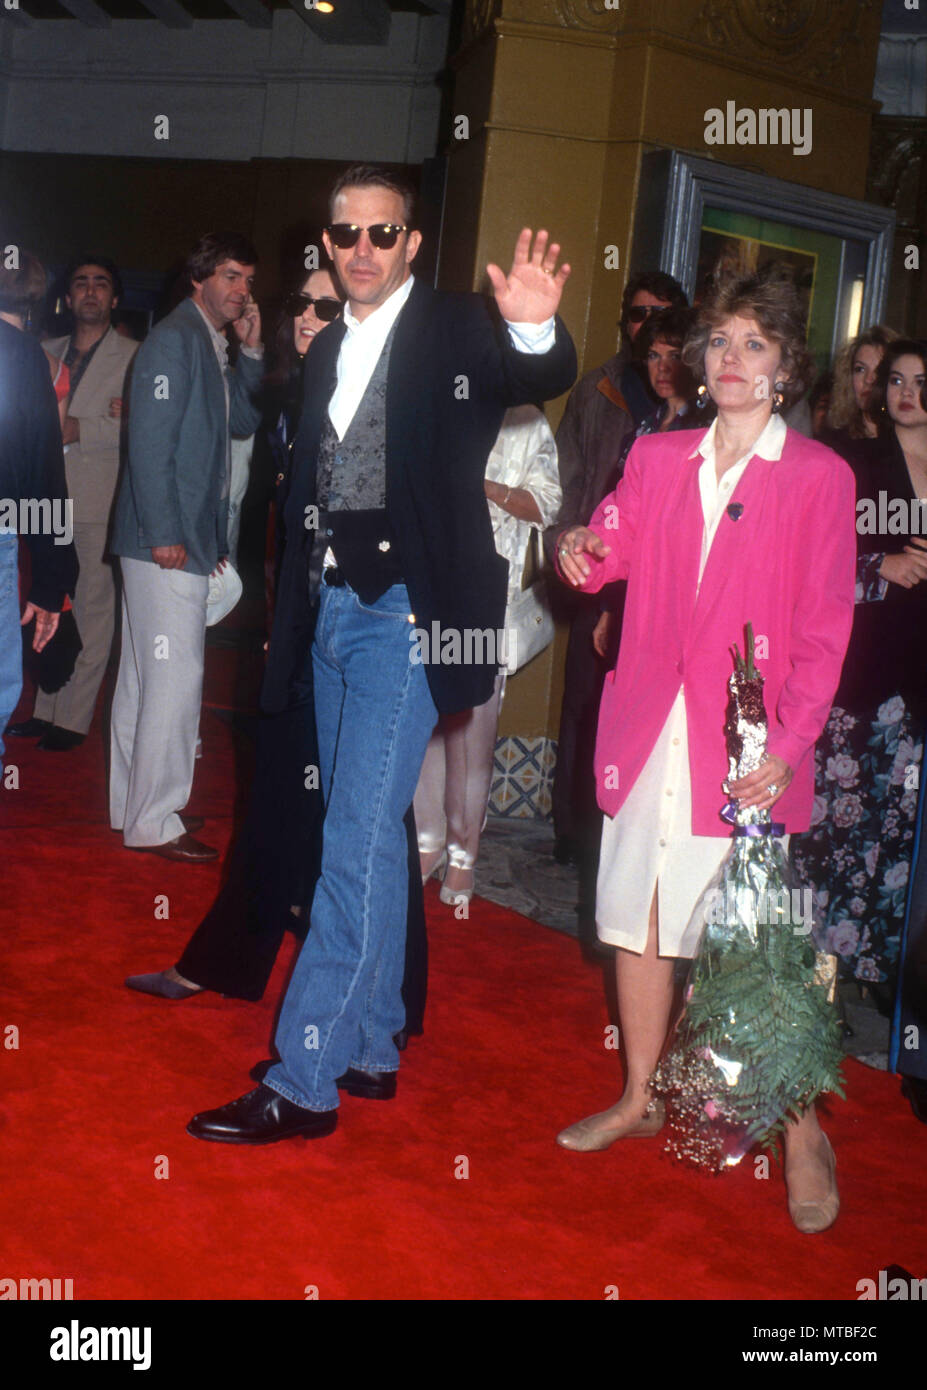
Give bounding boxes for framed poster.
[632,151,895,374]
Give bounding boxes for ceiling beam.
[56,0,111,26]
[223,0,272,27]
[135,0,194,29]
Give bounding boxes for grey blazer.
[46,326,138,527]
[111,298,264,576]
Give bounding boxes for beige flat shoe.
[556,1098,666,1152]
[786,1133,839,1234]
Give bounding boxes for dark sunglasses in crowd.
[627,303,670,324]
[325,223,409,251]
[284,293,342,321]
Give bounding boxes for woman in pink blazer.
[555,267,857,1234]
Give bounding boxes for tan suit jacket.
[46,326,138,526]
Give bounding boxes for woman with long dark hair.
[793,339,927,999]
[125,261,429,1043]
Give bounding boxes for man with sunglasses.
[188,162,576,1145]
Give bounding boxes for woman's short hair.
[0,253,47,316]
[826,324,900,437]
[682,265,815,410]
[633,306,695,360]
[867,337,927,434]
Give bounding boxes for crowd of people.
[1,162,925,1238]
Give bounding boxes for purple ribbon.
[720,801,785,838]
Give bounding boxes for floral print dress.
[793,693,923,984]
[792,441,927,985]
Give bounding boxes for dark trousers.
[175,695,427,1034]
[552,591,621,845]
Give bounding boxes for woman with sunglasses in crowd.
[125,258,428,1043]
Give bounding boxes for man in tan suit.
[9,257,137,750]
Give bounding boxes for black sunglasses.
[326,223,409,250]
[627,304,669,324]
[284,293,342,321]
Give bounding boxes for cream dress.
[596,414,789,956]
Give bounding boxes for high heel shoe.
[786,1133,839,1234]
[439,850,475,905]
[556,1097,665,1152]
[420,848,447,885]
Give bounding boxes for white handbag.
[206,560,243,627]
[504,529,555,675]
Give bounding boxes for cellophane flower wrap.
[651,624,844,1171]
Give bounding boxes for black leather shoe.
[337,1065,397,1100]
[6,717,51,737]
[249,1058,397,1099]
[187,1085,337,1144]
[38,726,85,751]
[142,833,218,863]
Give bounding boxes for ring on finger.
[767,782,779,797]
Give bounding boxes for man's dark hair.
[328,163,417,228]
[620,270,688,343]
[63,255,123,301]
[185,232,259,288]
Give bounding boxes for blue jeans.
[0,535,22,776]
[265,582,438,1111]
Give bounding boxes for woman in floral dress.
[793,339,927,989]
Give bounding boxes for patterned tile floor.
[477,815,891,1069]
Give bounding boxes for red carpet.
[2,677,925,1301]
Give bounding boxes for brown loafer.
[142,833,218,863]
[179,814,205,834]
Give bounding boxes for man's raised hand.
[486,229,570,325]
[232,296,262,349]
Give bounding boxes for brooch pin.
[726,503,744,521]
[378,540,391,552]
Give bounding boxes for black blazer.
[836,432,927,719]
[0,319,77,611]
[262,277,576,716]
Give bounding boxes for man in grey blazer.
[109,233,264,861]
[8,257,137,751]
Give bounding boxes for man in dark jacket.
[0,309,78,777]
[188,164,576,1144]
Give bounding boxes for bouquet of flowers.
[651,624,844,1171]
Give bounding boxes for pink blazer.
[571,426,857,835]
